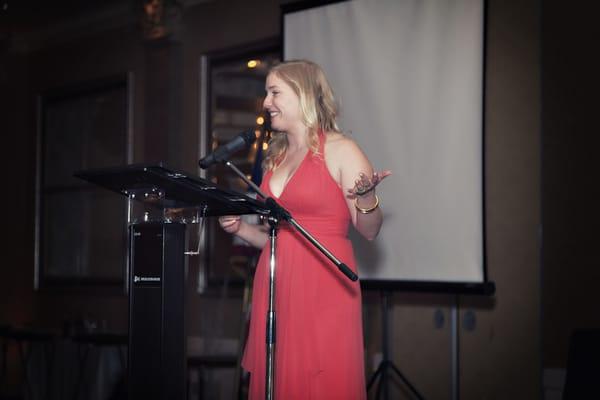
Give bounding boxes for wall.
[460,0,542,398]
[541,0,600,371]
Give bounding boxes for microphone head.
[198,129,257,169]
[240,129,257,147]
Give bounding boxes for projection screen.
[283,0,487,289]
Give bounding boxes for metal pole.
[265,219,278,400]
[451,295,459,400]
[382,291,390,400]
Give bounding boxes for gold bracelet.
[355,195,379,214]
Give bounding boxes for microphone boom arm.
[224,160,358,282]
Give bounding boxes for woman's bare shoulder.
[325,132,358,151]
[325,131,362,156]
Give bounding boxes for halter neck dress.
[242,133,366,399]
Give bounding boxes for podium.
[75,163,268,400]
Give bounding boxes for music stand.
[75,163,270,400]
[75,163,270,218]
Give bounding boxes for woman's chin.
[270,123,284,132]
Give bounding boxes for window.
[199,40,280,289]
[35,75,133,288]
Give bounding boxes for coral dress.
[242,134,366,399]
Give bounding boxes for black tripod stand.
[367,290,425,400]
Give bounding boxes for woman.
[219,60,390,399]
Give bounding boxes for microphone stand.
[223,160,358,400]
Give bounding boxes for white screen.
[284,0,485,284]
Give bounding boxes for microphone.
[199,129,257,169]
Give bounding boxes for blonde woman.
[219,60,390,399]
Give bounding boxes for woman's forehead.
[266,73,287,89]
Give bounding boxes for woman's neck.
[286,126,310,152]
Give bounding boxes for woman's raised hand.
[347,170,392,198]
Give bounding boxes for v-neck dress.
[242,134,366,399]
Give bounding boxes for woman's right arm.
[219,216,269,249]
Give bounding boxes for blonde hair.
[263,60,341,171]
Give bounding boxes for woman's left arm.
[330,137,391,240]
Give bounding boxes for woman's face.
[263,73,303,133]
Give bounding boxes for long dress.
[241,133,366,399]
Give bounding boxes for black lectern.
[75,163,268,400]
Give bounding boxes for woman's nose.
[263,95,271,108]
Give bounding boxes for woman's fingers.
[347,170,392,196]
[378,170,392,180]
[219,215,242,233]
[219,216,240,225]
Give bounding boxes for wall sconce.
[141,0,181,40]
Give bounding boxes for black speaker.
[128,222,186,400]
